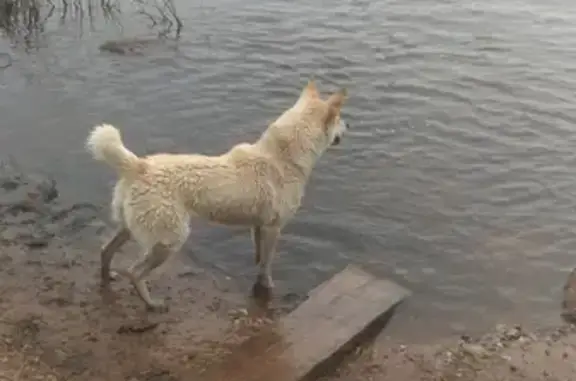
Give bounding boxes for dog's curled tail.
[86,124,143,176]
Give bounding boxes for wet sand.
[0,161,575,381]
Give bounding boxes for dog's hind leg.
[117,240,182,312]
[100,227,131,287]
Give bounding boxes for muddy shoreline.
[0,161,575,381]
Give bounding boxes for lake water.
[2,0,576,341]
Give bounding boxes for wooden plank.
[562,267,576,324]
[201,265,410,381]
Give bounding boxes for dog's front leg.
[255,226,280,290]
[251,226,262,264]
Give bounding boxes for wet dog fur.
[86,80,349,311]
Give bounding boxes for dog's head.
[262,80,350,172]
[293,79,349,149]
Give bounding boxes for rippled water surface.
[2,0,576,340]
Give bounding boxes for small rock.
[518,336,531,345]
[496,324,507,334]
[54,348,67,363]
[228,308,248,319]
[444,350,454,363]
[281,292,301,304]
[461,343,490,359]
[503,326,522,341]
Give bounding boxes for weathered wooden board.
[562,267,576,324]
[202,265,410,381]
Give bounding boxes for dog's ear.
[324,89,348,127]
[324,88,347,126]
[326,88,347,110]
[299,79,319,100]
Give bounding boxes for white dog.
[86,80,349,311]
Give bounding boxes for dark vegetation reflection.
[0,0,182,53]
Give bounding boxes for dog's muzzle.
[331,120,349,146]
[332,136,341,145]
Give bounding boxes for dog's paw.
[100,270,120,288]
[256,274,275,289]
[146,300,169,313]
[100,278,112,290]
[252,278,273,303]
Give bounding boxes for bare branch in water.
[132,0,182,39]
[0,0,183,48]
[162,0,182,37]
